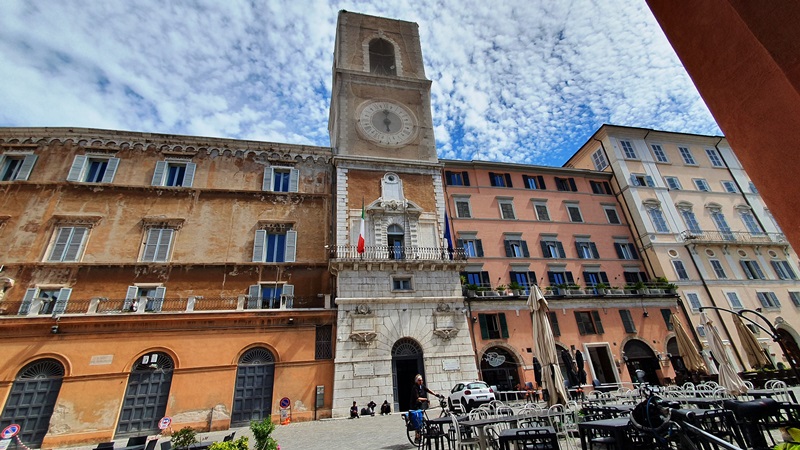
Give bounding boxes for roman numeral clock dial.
[356,100,418,147]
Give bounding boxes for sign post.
[279,397,291,425]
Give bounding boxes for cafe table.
[577,417,630,450]
[460,415,527,449]
[746,388,798,403]
[499,426,557,450]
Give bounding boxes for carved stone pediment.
[349,331,378,343]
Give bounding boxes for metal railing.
[681,230,787,245]
[330,245,468,261]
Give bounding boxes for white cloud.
[0,0,720,166]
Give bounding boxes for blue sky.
[0,0,720,166]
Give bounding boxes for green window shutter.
[504,240,512,257]
[253,230,267,262]
[102,157,120,183]
[499,313,509,338]
[574,311,586,335]
[619,310,636,333]
[592,310,605,334]
[284,230,297,262]
[548,311,561,336]
[67,155,87,181]
[475,239,484,256]
[478,314,489,339]
[151,161,167,186]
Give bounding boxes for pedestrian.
[380,400,391,415]
[367,400,376,416]
[350,401,359,419]
[411,374,440,410]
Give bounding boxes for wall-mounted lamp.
[288,317,294,325]
[50,325,59,334]
[642,310,649,318]
[472,316,478,323]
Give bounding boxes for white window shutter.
[183,162,196,187]
[19,288,37,315]
[123,286,138,311]
[289,168,299,193]
[152,161,167,186]
[49,227,72,261]
[53,288,72,316]
[16,154,38,180]
[247,285,261,309]
[252,230,267,262]
[155,229,174,262]
[63,227,87,261]
[102,157,120,183]
[285,230,297,262]
[152,286,166,312]
[262,167,273,191]
[281,284,294,309]
[757,292,768,308]
[67,155,87,181]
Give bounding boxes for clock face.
[357,100,417,146]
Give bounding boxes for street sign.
[0,439,10,450]
[158,417,172,430]
[0,425,20,439]
[279,397,290,409]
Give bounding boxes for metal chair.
[448,414,481,449]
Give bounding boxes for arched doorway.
[480,347,520,392]
[392,338,424,412]
[666,337,688,374]
[387,224,404,260]
[777,328,800,368]
[116,352,174,437]
[231,347,276,426]
[0,358,65,448]
[623,340,661,385]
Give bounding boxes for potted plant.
[593,282,608,295]
[476,286,491,297]
[508,281,524,296]
[464,283,479,297]
[495,284,508,296]
[250,417,279,450]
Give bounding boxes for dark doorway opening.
[392,338,424,412]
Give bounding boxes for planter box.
[604,289,625,295]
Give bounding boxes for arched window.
[369,39,396,76]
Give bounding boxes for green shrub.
[209,437,249,450]
[171,427,198,450]
[250,417,279,450]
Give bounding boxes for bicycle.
[402,394,450,446]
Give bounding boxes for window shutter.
[67,155,87,181]
[475,239,484,257]
[756,292,769,308]
[124,286,138,311]
[575,242,584,259]
[282,284,294,308]
[620,310,636,333]
[603,182,611,194]
[772,293,781,307]
[155,229,173,262]
[785,262,797,280]
[537,176,546,190]
[151,161,167,186]
[142,229,160,261]
[488,172,496,186]
[19,288,37,315]
[445,171,453,184]
[262,167,274,191]
[284,230,297,262]
[568,178,577,191]
[528,271,537,286]
[182,162,196,187]
[646,176,655,187]
[740,261,753,279]
[521,241,529,257]
[752,261,766,279]
[771,261,783,279]
[52,288,72,316]
[253,230,267,262]
[547,272,556,285]
[592,311,605,334]
[614,243,624,259]
[590,242,599,259]
[574,312,586,335]
[456,239,464,251]
[478,314,489,339]
[541,241,550,258]
[639,272,648,282]
[504,173,513,188]
[624,272,637,284]
[566,272,575,284]
[504,240,512,257]
[630,175,639,186]
[462,172,470,186]
[248,285,261,309]
[499,313,509,338]
[548,312,561,336]
[480,271,491,287]
[102,157,120,183]
[289,168,300,192]
[148,287,165,312]
[556,241,566,258]
[630,245,639,259]
[63,227,87,261]
[600,272,609,284]
[49,227,72,261]
[16,154,38,180]
[582,271,591,284]
[522,175,531,188]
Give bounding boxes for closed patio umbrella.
[527,285,569,406]
[702,312,748,396]
[732,314,770,370]
[670,313,708,374]
[575,350,587,386]
[561,349,579,388]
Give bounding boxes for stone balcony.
[680,230,788,246]
[329,245,468,273]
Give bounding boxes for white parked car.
[447,381,495,412]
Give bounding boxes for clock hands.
[382,110,392,132]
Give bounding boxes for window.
[680,210,702,234]
[679,147,696,165]
[726,291,743,309]
[547,270,574,286]
[523,175,546,190]
[124,286,166,312]
[141,228,175,262]
[660,309,674,330]
[152,160,196,187]
[462,271,490,288]
[392,277,412,291]
[740,211,764,235]
[721,180,737,193]
[478,313,509,339]
[651,144,669,163]
[247,283,293,309]
[454,198,472,218]
[623,271,649,284]
[631,174,655,187]
[47,226,88,262]
[664,176,682,190]
[504,237,529,258]
[19,287,73,316]
[648,207,670,233]
[457,237,483,257]
[619,310,636,333]
[771,260,797,280]
[66,155,120,183]
[582,271,609,287]
[533,202,551,221]
[709,260,727,279]
[789,292,800,307]
[686,292,702,312]
[369,38,396,75]
[672,260,689,280]
[711,211,734,240]
[445,170,470,186]
[575,311,604,335]
[614,243,638,260]
[740,260,766,280]
[548,311,561,336]
[263,166,299,192]
[706,149,724,167]
[509,271,536,293]
[541,239,566,258]
[748,182,758,194]
[252,229,297,263]
[620,140,638,159]
[592,149,609,171]
[566,204,583,223]
[697,325,706,337]
[575,241,599,259]
[0,154,37,181]
[603,206,621,224]
[590,181,612,195]
[489,172,512,188]
[756,292,781,309]
[694,179,711,192]
[555,177,577,192]
[315,325,333,360]
[498,199,516,220]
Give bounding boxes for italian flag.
[357,201,366,254]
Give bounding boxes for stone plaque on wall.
[90,355,114,366]
[354,363,375,377]
[442,359,461,371]
[352,316,374,332]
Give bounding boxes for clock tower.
[328,11,478,416]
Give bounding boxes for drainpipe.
[466,299,482,380]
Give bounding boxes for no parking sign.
[1,425,20,439]
[158,417,172,430]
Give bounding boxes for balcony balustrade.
[329,245,467,261]
[680,230,788,246]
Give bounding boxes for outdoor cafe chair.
[548,404,577,450]
[448,414,481,449]
[495,405,515,417]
